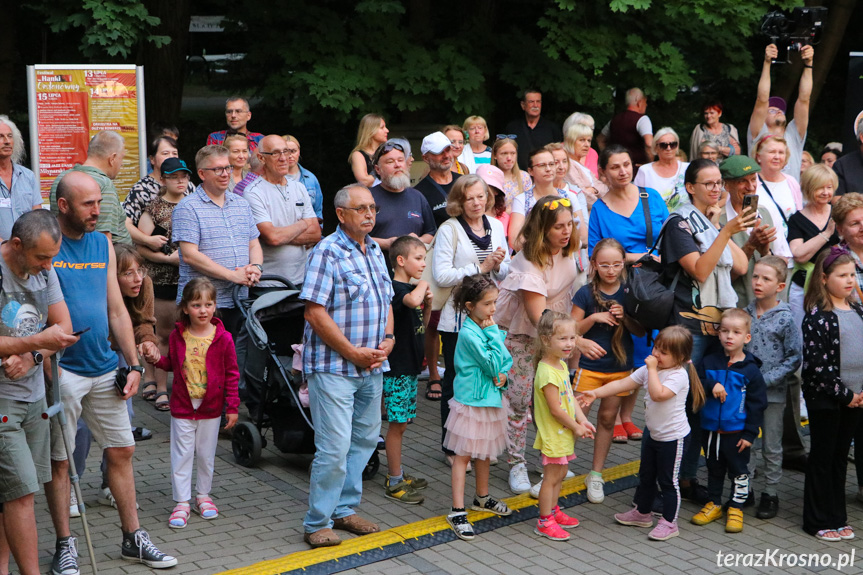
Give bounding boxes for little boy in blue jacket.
[692,309,767,534]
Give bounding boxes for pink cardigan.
[155,318,240,419]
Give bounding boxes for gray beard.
[382,173,411,191]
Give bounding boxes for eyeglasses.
[696,180,723,190]
[200,166,231,175]
[543,198,571,210]
[531,162,555,170]
[496,134,517,140]
[260,148,299,158]
[767,109,782,115]
[120,268,148,280]
[657,141,679,150]
[341,204,380,215]
[225,108,249,115]
[596,262,624,271]
[449,139,465,146]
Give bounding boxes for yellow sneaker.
[691,502,723,525]
[725,507,743,533]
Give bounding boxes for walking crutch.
[43,355,99,575]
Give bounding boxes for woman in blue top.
[587,145,668,442]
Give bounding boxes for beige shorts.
[50,369,134,461]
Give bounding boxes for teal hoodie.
[452,317,513,407]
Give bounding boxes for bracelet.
[804,64,813,68]
[820,232,829,241]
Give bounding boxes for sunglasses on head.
[543,198,571,210]
[496,134,517,140]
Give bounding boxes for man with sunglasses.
[370,140,436,261]
[504,89,562,169]
[747,43,814,178]
[244,135,320,288]
[599,87,654,168]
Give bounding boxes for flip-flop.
[141,381,158,401]
[425,380,443,401]
[613,424,628,443]
[622,421,643,440]
[154,391,170,411]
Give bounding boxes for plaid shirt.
[206,130,264,152]
[301,226,394,377]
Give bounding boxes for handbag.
[420,220,460,311]
[623,212,681,331]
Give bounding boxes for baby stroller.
[230,277,380,480]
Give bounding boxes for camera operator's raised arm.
[793,45,815,141]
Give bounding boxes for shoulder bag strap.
[639,187,652,252]
[758,176,789,227]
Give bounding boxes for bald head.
[257,134,291,180]
[57,170,100,203]
[56,170,102,236]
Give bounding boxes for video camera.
[760,6,827,64]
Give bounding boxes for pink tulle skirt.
[443,397,509,461]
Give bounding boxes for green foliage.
[28,0,169,59]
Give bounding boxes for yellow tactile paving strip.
[216,459,641,575]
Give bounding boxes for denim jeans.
[304,371,382,533]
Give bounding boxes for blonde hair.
[519,195,578,269]
[800,164,838,203]
[492,138,525,194]
[223,133,249,149]
[653,326,704,412]
[533,310,577,369]
[282,134,301,148]
[563,123,593,156]
[753,134,789,165]
[754,255,788,284]
[349,113,385,161]
[721,307,752,332]
[463,116,489,142]
[834,193,863,227]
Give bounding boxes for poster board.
[26,65,147,203]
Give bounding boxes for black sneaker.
[52,536,79,575]
[756,493,779,519]
[680,479,710,505]
[121,529,178,568]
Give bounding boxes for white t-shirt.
[631,365,690,441]
[747,119,806,180]
[633,161,689,212]
[760,177,797,235]
[244,177,317,285]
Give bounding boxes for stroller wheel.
[232,422,262,468]
[362,451,380,481]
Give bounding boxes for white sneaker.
[70,489,81,518]
[529,480,542,499]
[509,463,531,494]
[97,487,139,510]
[565,470,575,479]
[585,473,605,503]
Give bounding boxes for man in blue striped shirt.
[301,184,394,548]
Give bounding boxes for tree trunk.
[141,0,192,132]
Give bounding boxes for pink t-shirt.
[585,148,599,177]
[494,250,579,338]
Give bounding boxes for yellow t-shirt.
[532,359,576,458]
[182,326,215,400]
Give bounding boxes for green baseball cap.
[719,155,761,180]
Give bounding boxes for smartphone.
[742,194,759,226]
[72,327,91,336]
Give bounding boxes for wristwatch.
[252,263,263,272]
[31,351,43,365]
[129,365,145,375]
[385,334,395,341]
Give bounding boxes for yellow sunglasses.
[543,198,571,210]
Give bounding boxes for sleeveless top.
[54,232,117,377]
[145,197,180,291]
[360,150,375,177]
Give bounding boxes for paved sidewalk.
[24,385,863,575]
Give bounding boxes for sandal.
[838,526,855,540]
[815,529,842,542]
[425,380,442,401]
[194,495,219,519]
[168,502,190,529]
[141,381,158,401]
[154,391,170,412]
[622,421,643,440]
[612,424,628,443]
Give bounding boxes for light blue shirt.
[0,164,42,240]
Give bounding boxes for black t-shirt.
[414,173,462,228]
[387,280,425,376]
[787,210,840,286]
[370,185,437,264]
[504,116,563,169]
[661,214,723,337]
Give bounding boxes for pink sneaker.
[614,507,654,528]
[553,506,580,529]
[648,518,679,541]
[534,517,570,541]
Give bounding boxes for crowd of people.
[0,39,863,573]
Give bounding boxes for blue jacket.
[452,317,512,407]
[298,164,323,221]
[698,350,767,443]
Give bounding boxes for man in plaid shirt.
[300,184,394,548]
